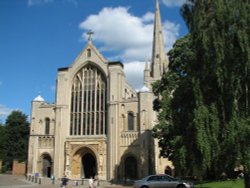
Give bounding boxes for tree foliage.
[153,0,250,183]
[0,111,30,171]
[0,125,7,160]
[5,110,29,127]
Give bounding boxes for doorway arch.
[41,154,52,177]
[165,166,173,176]
[71,146,98,179]
[82,153,97,178]
[124,156,137,180]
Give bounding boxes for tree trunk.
[244,172,250,188]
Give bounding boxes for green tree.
[182,0,250,183]
[153,35,220,177]
[153,0,250,185]
[5,110,29,127]
[153,34,200,176]
[0,125,7,160]
[1,111,30,171]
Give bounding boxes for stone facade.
[27,0,173,181]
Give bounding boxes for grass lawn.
[194,179,244,188]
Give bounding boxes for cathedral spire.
[151,0,168,79]
[144,57,150,87]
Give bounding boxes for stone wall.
[12,160,26,175]
[0,160,2,172]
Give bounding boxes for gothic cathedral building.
[27,0,173,181]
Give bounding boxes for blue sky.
[0,0,188,123]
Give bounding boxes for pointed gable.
[69,40,108,76]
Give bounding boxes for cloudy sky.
[0,0,188,123]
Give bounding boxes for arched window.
[70,64,107,136]
[45,118,50,135]
[128,112,134,131]
[121,114,126,131]
[87,49,91,58]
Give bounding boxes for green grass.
[194,179,244,188]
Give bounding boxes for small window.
[87,49,91,58]
[128,112,134,131]
[45,118,50,135]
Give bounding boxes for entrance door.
[42,155,52,177]
[82,153,96,178]
[125,156,137,180]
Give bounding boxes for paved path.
[0,174,58,188]
[0,174,132,188]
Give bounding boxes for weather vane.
[87,30,94,41]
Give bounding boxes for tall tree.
[182,0,250,183]
[0,125,7,161]
[1,111,30,171]
[153,35,220,178]
[153,0,250,185]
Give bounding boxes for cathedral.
[27,0,173,182]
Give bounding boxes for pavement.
[0,174,132,188]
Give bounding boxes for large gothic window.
[70,64,107,136]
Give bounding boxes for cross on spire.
[87,30,94,41]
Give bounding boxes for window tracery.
[70,64,107,136]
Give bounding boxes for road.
[0,174,132,188]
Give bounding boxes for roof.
[108,61,124,68]
[33,95,45,102]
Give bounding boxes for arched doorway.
[125,156,137,180]
[165,166,172,176]
[42,154,52,177]
[82,153,97,178]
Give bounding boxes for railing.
[120,131,139,146]
[38,136,54,148]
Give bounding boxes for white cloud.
[28,0,53,6]
[163,20,180,52]
[162,0,186,7]
[79,6,180,89]
[50,85,56,92]
[124,61,145,90]
[66,0,78,6]
[79,6,180,61]
[27,0,77,6]
[0,104,13,124]
[79,7,153,61]
[0,105,12,116]
[142,12,154,22]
